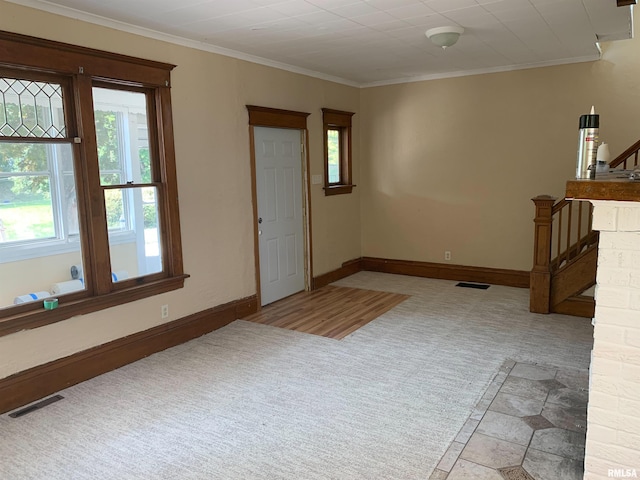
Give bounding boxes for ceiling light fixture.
[425,26,465,49]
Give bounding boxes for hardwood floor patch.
[243,286,409,339]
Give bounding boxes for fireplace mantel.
[566,177,640,202]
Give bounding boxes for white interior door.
[254,127,305,306]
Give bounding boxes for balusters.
[566,203,573,262]
[577,202,583,254]
[588,203,594,245]
[557,208,563,267]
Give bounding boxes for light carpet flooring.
[0,272,594,480]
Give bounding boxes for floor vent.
[498,466,535,480]
[456,282,490,290]
[9,395,64,418]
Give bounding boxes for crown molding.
[5,0,606,90]
[360,54,602,88]
[4,0,360,88]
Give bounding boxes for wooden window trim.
[0,31,186,338]
[324,184,354,196]
[322,108,355,196]
[0,275,188,337]
[0,31,173,86]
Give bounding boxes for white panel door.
[254,127,305,306]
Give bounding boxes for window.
[0,31,186,336]
[322,108,355,196]
[0,76,80,259]
[92,87,163,279]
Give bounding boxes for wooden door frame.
[246,105,312,309]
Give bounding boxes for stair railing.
[609,139,640,170]
[531,196,597,313]
[531,139,640,314]
[530,195,556,313]
[549,199,597,273]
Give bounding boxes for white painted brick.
[584,455,614,473]
[586,455,638,479]
[616,413,640,436]
[630,291,640,311]
[618,206,640,232]
[583,474,605,480]
[589,201,640,472]
[587,439,640,466]
[592,343,640,368]
[586,423,618,444]
[591,373,640,402]
[592,203,618,231]
[618,431,640,452]
[590,373,621,393]
[624,328,640,348]
[587,405,617,427]
[590,356,622,376]
[593,326,625,346]
[594,306,640,328]
[598,231,640,250]
[619,397,640,418]
[621,363,640,383]
[598,249,633,268]
[588,390,619,409]
[597,266,631,286]
[596,286,630,308]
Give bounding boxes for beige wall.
[360,32,640,271]
[0,1,361,379]
[0,243,137,307]
[0,251,83,307]
[2,0,640,381]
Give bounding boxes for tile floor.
[430,360,588,480]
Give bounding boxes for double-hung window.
[0,74,79,259]
[92,86,164,279]
[0,31,186,336]
[322,108,355,196]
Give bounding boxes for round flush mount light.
[425,26,465,49]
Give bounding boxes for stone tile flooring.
[430,360,588,480]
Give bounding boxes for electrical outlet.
[161,304,169,319]
[444,251,451,261]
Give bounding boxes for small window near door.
[322,108,355,196]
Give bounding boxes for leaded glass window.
[0,77,66,138]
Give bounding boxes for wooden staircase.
[530,139,640,317]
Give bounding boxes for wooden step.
[552,295,594,318]
[550,245,597,307]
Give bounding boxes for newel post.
[530,195,557,313]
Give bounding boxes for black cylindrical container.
[576,110,599,179]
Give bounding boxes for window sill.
[0,274,189,338]
[324,184,355,196]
